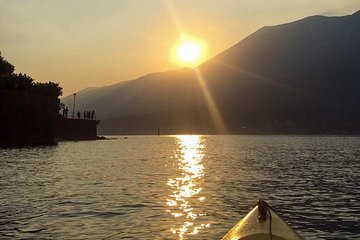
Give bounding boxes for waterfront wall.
[0,90,60,147]
[59,117,98,140]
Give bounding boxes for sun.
[178,41,201,64]
[173,37,207,67]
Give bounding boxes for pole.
[72,93,76,118]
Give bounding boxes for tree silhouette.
[0,52,62,97]
[0,52,15,76]
[30,82,63,97]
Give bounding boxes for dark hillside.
[63,11,360,134]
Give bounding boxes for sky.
[1,0,360,96]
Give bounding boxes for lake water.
[0,136,359,240]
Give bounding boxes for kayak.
[222,200,303,240]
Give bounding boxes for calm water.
[0,136,359,240]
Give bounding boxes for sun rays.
[164,0,227,134]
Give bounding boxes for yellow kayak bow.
[222,200,303,240]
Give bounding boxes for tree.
[0,52,15,76]
[30,82,63,97]
[0,51,63,98]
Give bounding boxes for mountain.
[62,11,360,135]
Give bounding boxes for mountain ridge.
[63,11,360,134]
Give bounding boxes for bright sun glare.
[173,37,206,67]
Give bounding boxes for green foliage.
[0,51,63,97]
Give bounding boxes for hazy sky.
[1,0,360,96]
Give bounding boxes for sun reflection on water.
[166,135,210,239]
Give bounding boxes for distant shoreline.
[98,133,360,137]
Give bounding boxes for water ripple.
[0,136,359,239]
